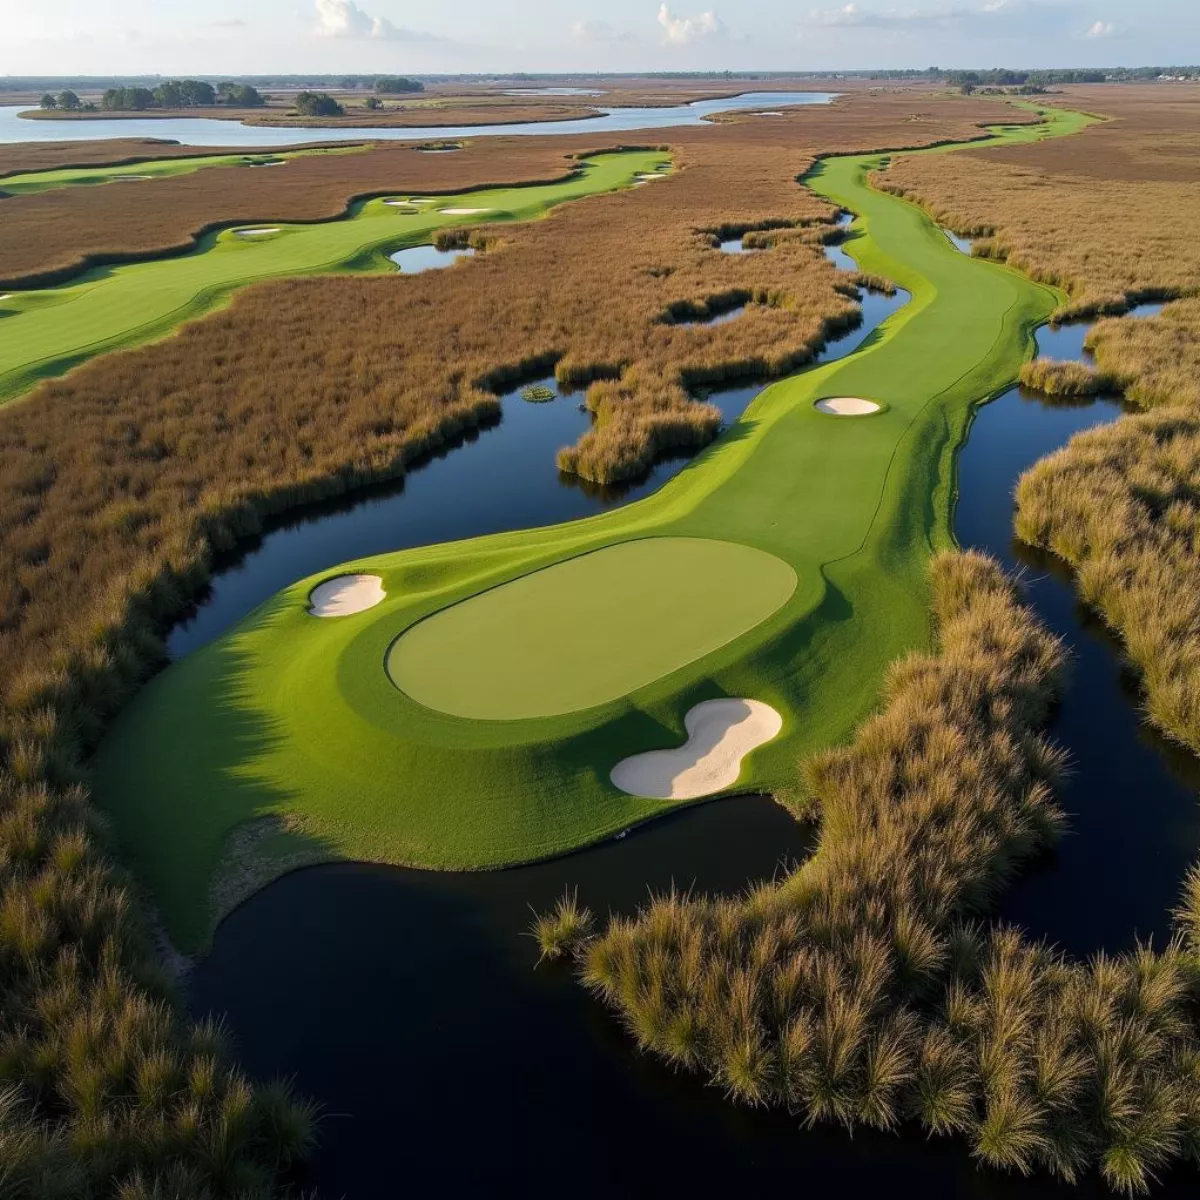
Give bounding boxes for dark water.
[674,303,746,326]
[181,281,1200,1195]
[168,262,905,658]
[387,244,474,272]
[941,227,973,254]
[957,303,1200,957]
[0,92,836,148]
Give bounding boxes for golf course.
[0,148,668,402]
[88,104,1098,952]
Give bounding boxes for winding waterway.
[0,91,836,148]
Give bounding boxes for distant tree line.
[374,76,424,94]
[98,80,265,111]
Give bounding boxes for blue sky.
[2,0,1196,76]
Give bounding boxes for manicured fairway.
[0,149,666,403]
[0,146,361,194]
[92,105,1096,950]
[387,537,797,720]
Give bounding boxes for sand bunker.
[307,574,385,618]
[0,294,12,302]
[438,207,491,215]
[236,227,281,237]
[611,699,783,800]
[384,199,414,206]
[815,396,882,416]
[636,172,667,180]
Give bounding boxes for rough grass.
[552,552,1200,1192]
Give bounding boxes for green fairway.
[387,538,798,720]
[0,149,665,403]
[92,105,1097,951]
[0,146,362,195]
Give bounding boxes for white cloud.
[657,3,725,44]
[1084,18,1114,36]
[571,19,633,41]
[312,0,433,41]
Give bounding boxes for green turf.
[0,146,363,195]
[0,149,665,403]
[387,537,798,720]
[91,104,1097,950]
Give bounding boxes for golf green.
[388,538,797,720]
[91,104,1098,950]
[0,149,666,403]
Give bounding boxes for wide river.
[0,91,836,147]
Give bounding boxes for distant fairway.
[388,538,797,720]
[0,148,666,403]
[0,146,359,195]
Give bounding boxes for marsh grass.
[542,551,1200,1191]
[530,889,594,961]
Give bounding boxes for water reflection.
[388,244,474,272]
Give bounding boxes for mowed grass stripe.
[0,149,666,403]
[387,538,797,720]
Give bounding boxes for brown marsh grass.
[552,552,1200,1192]
[0,90,1019,1189]
[876,85,1200,317]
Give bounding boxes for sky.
[1,0,1197,77]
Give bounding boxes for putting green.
[91,104,1099,951]
[0,149,665,403]
[388,538,797,720]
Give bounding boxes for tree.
[217,82,265,107]
[57,89,81,110]
[39,93,57,110]
[375,76,423,94]
[179,79,216,106]
[294,91,344,117]
[363,96,382,110]
[102,86,156,111]
[153,80,216,109]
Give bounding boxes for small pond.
[388,244,474,273]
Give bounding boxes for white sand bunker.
[815,396,882,416]
[611,699,783,800]
[384,199,414,206]
[236,227,281,237]
[307,574,385,618]
[636,172,667,180]
[438,207,492,215]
